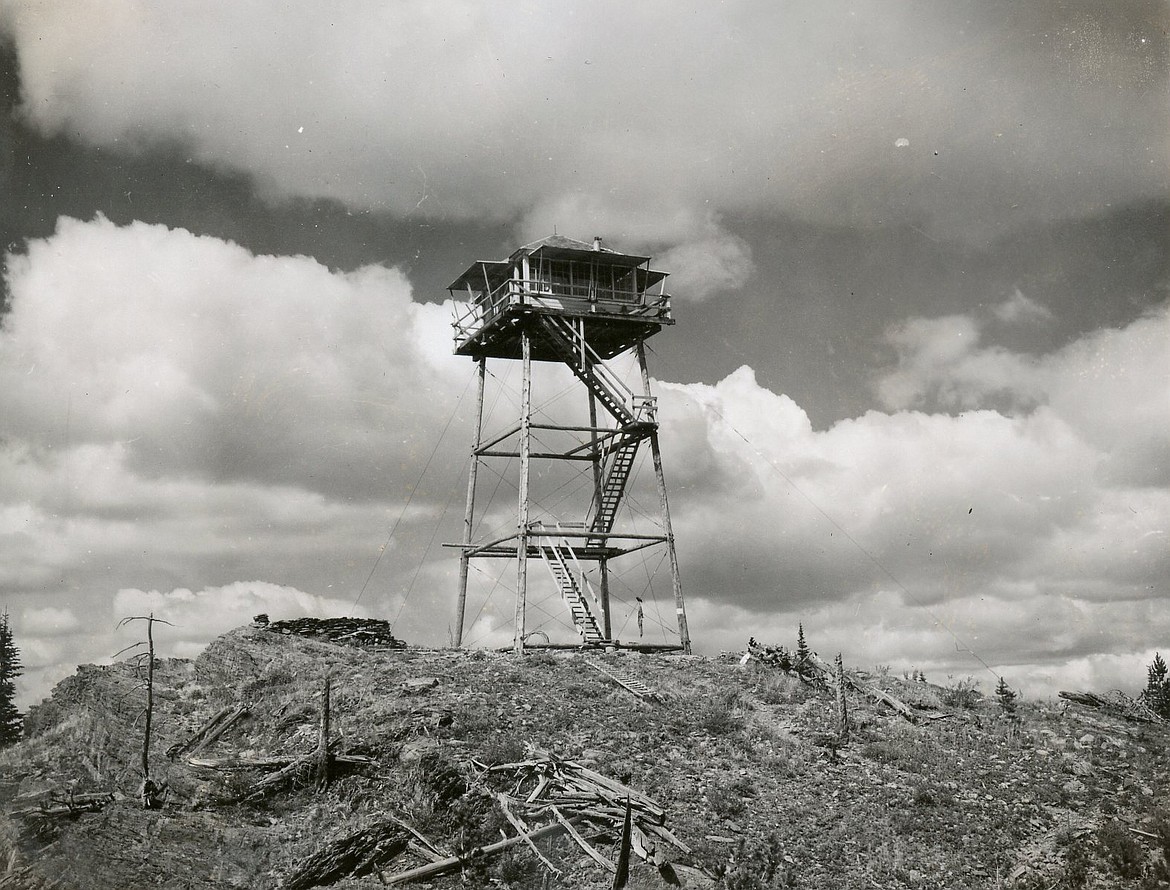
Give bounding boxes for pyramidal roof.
[511,234,650,265]
[447,235,656,290]
[516,234,609,253]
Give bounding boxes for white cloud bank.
[654,300,1168,691]
[1,216,1166,705]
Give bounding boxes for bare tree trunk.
[835,653,850,745]
[316,678,331,790]
[143,614,154,779]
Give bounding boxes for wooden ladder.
[586,439,640,549]
[584,659,664,703]
[539,538,604,644]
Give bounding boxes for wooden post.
[454,358,486,647]
[142,613,154,780]
[636,344,690,654]
[316,677,331,789]
[514,331,532,653]
[835,653,850,744]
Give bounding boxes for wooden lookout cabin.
[448,235,691,654]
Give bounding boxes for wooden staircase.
[586,440,640,550]
[534,315,644,426]
[539,537,605,644]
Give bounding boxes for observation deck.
[449,234,673,361]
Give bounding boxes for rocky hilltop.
[0,625,1168,889]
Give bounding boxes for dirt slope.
[0,625,1168,889]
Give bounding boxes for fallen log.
[804,653,917,723]
[1059,690,1165,724]
[283,820,409,890]
[387,815,451,860]
[167,703,251,760]
[186,753,376,772]
[10,793,114,820]
[379,821,571,885]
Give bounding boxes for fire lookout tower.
[448,235,691,654]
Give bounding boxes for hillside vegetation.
[0,625,1168,889]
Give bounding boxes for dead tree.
[115,612,174,808]
[316,678,331,790]
[835,653,850,744]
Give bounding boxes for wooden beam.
[379,822,570,885]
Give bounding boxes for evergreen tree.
[1142,653,1170,719]
[995,676,1017,717]
[794,623,812,671]
[0,610,23,746]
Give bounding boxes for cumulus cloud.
[1,215,1166,705]
[0,217,475,703]
[654,305,1170,693]
[1,215,467,498]
[112,581,366,657]
[877,300,1170,485]
[3,0,1166,282]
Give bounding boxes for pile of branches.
[1059,690,1167,725]
[283,752,698,887]
[263,617,405,649]
[468,751,693,881]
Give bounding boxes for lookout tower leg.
[513,332,533,653]
[454,358,486,647]
[637,343,691,654]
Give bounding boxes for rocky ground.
[0,624,1168,889]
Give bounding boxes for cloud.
[3,0,1166,280]
[653,305,1170,693]
[877,300,1170,485]
[993,288,1054,325]
[112,581,366,657]
[1,215,468,499]
[19,606,80,637]
[1,215,1166,705]
[0,217,475,702]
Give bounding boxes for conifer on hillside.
[995,676,1018,717]
[1142,653,1170,719]
[795,623,811,666]
[0,610,23,747]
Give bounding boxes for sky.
[0,1,1167,707]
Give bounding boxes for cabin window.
[530,257,644,303]
[608,266,637,300]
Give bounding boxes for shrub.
[942,677,981,710]
[1061,842,1090,889]
[707,776,755,818]
[697,690,745,736]
[715,833,795,889]
[477,734,527,767]
[752,672,808,706]
[1097,820,1146,880]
